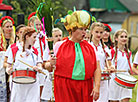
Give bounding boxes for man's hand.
[90,86,100,101]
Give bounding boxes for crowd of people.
[0,10,138,102]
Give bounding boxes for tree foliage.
[6,0,75,36]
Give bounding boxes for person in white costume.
[90,22,113,102]
[41,49,53,102]
[132,51,138,74]
[102,23,114,50]
[5,27,43,102]
[109,29,132,102]
[41,28,63,102]
[4,25,26,92]
[132,51,138,102]
[52,28,63,46]
[0,16,15,102]
[15,24,26,43]
[28,13,50,97]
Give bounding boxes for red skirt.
[54,75,93,102]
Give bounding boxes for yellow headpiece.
[64,10,91,33]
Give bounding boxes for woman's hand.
[33,66,42,73]
[43,55,57,72]
[105,65,116,73]
[6,66,13,75]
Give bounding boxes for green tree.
[7,0,75,36]
[2,0,9,4]
[10,1,24,25]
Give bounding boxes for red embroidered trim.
[12,70,36,79]
[114,77,136,88]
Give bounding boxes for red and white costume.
[6,43,42,102]
[33,31,49,87]
[133,51,138,102]
[109,48,132,100]
[90,42,111,102]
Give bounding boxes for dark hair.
[104,35,114,49]
[104,26,110,32]
[15,24,26,43]
[16,24,26,32]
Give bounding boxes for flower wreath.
[0,16,14,27]
[28,12,36,20]
[103,23,112,32]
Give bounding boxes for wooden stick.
[105,59,109,69]
[102,70,127,73]
[115,70,127,72]
[18,59,46,75]
[105,58,127,73]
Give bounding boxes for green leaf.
[68,10,73,15]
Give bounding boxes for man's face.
[71,28,86,42]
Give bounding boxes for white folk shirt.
[133,51,138,65]
[90,42,111,70]
[7,45,42,102]
[34,32,49,86]
[109,48,132,100]
[5,41,21,91]
[90,41,111,102]
[133,51,138,102]
[41,42,65,100]
[41,47,54,100]
[34,31,49,58]
[111,48,132,78]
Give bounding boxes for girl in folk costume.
[102,23,114,49]
[15,24,26,43]
[0,16,15,101]
[132,51,138,102]
[28,12,41,32]
[52,28,63,48]
[3,25,26,91]
[27,12,49,59]
[131,51,138,101]
[52,10,101,102]
[90,22,112,102]
[4,25,26,69]
[102,23,114,72]
[132,51,138,74]
[41,27,63,102]
[28,12,49,97]
[5,27,43,102]
[0,16,15,51]
[109,29,132,102]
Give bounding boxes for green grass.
[130,75,138,102]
